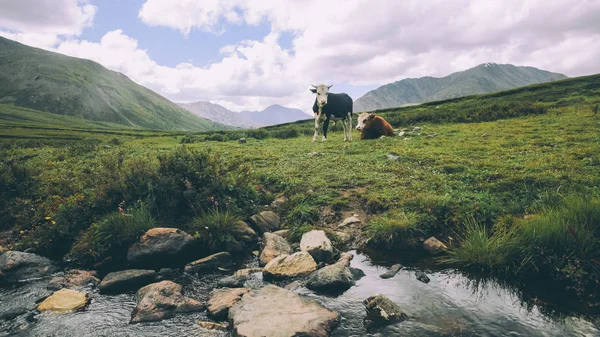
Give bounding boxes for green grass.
[365,210,425,249]
[187,207,242,252]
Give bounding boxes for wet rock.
[263,252,317,279]
[218,274,247,288]
[130,281,204,323]
[350,268,366,281]
[363,294,407,330]
[0,251,57,284]
[380,264,402,279]
[47,269,99,290]
[337,252,354,267]
[300,230,335,263]
[207,288,249,320]
[0,307,29,321]
[156,268,178,281]
[37,289,90,313]
[423,237,448,255]
[248,211,281,234]
[99,269,156,294]
[259,233,292,266]
[229,285,339,337]
[270,196,288,209]
[338,215,361,228]
[284,280,304,291]
[306,262,354,292]
[416,271,430,283]
[198,321,229,331]
[127,228,195,268]
[184,252,233,274]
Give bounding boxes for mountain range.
[179,102,311,127]
[354,63,568,112]
[0,36,224,131]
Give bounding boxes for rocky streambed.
[1,212,599,337]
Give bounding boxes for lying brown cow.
[355,113,395,139]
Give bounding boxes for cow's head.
[356,112,376,131]
[310,84,333,108]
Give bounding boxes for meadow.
[1,74,599,312]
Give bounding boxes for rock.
[387,154,399,161]
[127,228,195,268]
[482,133,490,138]
[423,237,448,255]
[337,252,354,267]
[248,211,281,234]
[379,264,402,279]
[300,230,335,263]
[263,252,317,279]
[350,268,366,281]
[98,269,156,294]
[270,196,288,209]
[37,289,90,313]
[156,268,178,281]
[234,268,262,276]
[207,288,249,320]
[198,321,229,331]
[48,269,99,290]
[273,229,289,237]
[0,251,57,284]
[218,275,247,288]
[307,152,322,157]
[239,138,247,144]
[338,215,361,228]
[335,231,352,246]
[184,252,233,274]
[230,221,258,250]
[130,281,204,323]
[259,233,292,266]
[363,294,407,330]
[306,263,354,292]
[284,280,304,291]
[228,285,339,337]
[416,271,430,283]
[398,131,405,137]
[0,307,29,321]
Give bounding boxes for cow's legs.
[312,111,321,142]
[346,114,353,141]
[341,116,348,141]
[322,115,330,142]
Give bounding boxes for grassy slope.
[0,37,226,131]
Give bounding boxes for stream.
[1,252,598,337]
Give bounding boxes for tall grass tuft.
[365,210,425,249]
[188,207,241,252]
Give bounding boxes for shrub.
[204,133,228,142]
[187,206,241,252]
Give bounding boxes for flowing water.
[1,252,598,337]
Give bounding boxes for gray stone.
[127,228,195,268]
[0,307,28,321]
[363,294,408,330]
[230,221,258,250]
[99,269,156,294]
[300,230,335,263]
[184,252,233,274]
[130,281,204,323]
[387,154,400,161]
[306,263,354,292]
[338,215,361,228]
[228,285,339,337]
[248,211,281,234]
[379,264,402,279]
[416,271,430,283]
[0,251,57,284]
[218,274,247,288]
[259,232,292,266]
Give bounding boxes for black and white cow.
[310,84,353,142]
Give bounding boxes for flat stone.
[198,321,229,331]
[234,268,262,277]
[263,252,317,279]
[0,251,57,284]
[300,230,335,263]
[423,237,448,255]
[48,269,99,290]
[37,289,90,313]
[229,285,339,337]
[130,281,204,323]
[218,274,247,288]
[338,215,361,228]
[379,264,402,279]
[248,211,281,234]
[259,233,292,266]
[363,294,407,330]
[127,228,195,268]
[184,252,233,274]
[207,288,249,320]
[99,269,156,294]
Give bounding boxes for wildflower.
[45,216,51,221]
[51,221,56,225]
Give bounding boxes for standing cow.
[310,84,353,142]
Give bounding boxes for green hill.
[354,63,568,112]
[0,36,225,131]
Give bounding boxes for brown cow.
[355,113,395,140]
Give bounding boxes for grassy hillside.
[1,73,599,312]
[354,63,568,112]
[0,37,226,131]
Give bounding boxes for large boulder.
[37,289,90,313]
[423,237,448,255]
[98,269,156,294]
[0,251,57,284]
[184,252,233,274]
[48,269,99,290]
[262,252,317,279]
[127,228,195,268]
[130,281,204,323]
[306,252,358,292]
[363,294,408,330]
[207,288,249,320]
[248,211,281,234]
[230,221,259,250]
[300,230,335,263]
[259,233,292,266]
[228,285,339,337]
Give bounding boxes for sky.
[1,0,599,114]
